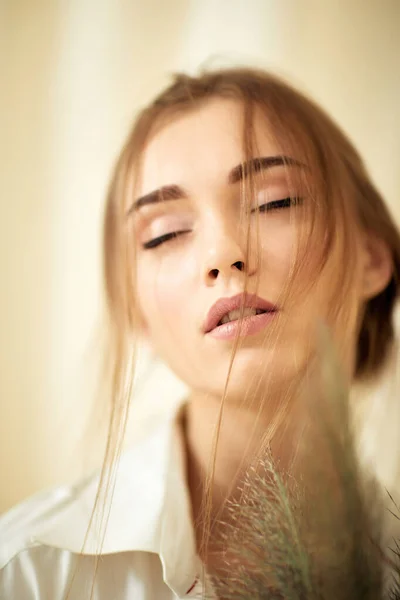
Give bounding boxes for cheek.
[136,250,198,332]
[258,221,297,287]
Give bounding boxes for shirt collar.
[34,396,200,597]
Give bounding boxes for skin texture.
[130,98,393,565]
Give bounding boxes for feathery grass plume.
[210,457,312,600]
[387,492,400,599]
[209,324,400,599]
[388,541,400,599]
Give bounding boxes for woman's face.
[130,99,366,400]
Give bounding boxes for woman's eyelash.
[143,229,191,250]
[142,197,302,250]
[252,196,303,213]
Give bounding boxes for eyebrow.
[228,155,303,184]
[129,184,185,214]
[127,155,303,216]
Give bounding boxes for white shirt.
[0,398,211,599]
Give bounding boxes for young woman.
[1,67,399,599]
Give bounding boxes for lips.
[203,293,278,334]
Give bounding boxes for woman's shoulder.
[0,398,184,567]
[0,396,200,598]
[0,471,98,570]
[0,472,104,599]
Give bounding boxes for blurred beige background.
[1,0,399,513]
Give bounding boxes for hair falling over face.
[79,67,400,597]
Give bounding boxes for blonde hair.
[105,67,400,381]
[84,67,400,591]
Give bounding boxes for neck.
[182,376,309,563]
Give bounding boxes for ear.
[360,233,393,300]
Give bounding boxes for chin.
[203,342,310,405]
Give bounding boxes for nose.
[207,260,245,282]
[202,224,256,286]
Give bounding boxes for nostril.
[209,268,219,279]
[233,261,245,272]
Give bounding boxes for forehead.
[137,98,280,196]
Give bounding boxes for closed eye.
[252,197,303,213]
[142,197,302,249]
[142,229,191,250]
